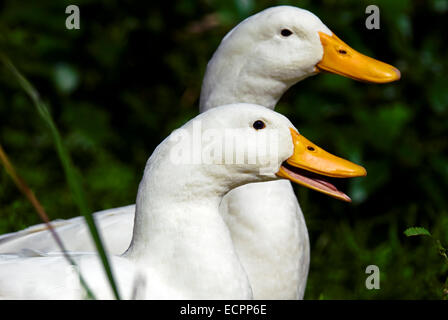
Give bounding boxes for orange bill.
[277,128,366,202]
[316,31,401,83]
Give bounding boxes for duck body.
[0,250,250,300]
[0,206,134,254]
[221,181,309,299]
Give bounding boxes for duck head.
[200,6,400,112]
[172,104,365,201]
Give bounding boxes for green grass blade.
[0,53,121,300]
[0,144,96,299]
[404,227,432,237]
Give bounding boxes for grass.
[0,143,96,299]
[0,53,121,300]
[404,226,448,299]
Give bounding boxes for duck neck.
[199,40,317,113]
[124,150,252,298]
[200,57,292,112]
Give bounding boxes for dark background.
[0,0,447,299]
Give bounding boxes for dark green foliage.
[404,226,448,299]
[0,0,447,299]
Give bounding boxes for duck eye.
[253,120,266,130]
[280,29,293,37]
[338,49,347,55]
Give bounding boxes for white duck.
[0,6,399,299]
[0,103,366,299]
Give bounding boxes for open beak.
[316,32,401,83]
[277,128,366,202]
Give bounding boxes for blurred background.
[0,0,447,299]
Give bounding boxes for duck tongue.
[281,162,351,202]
